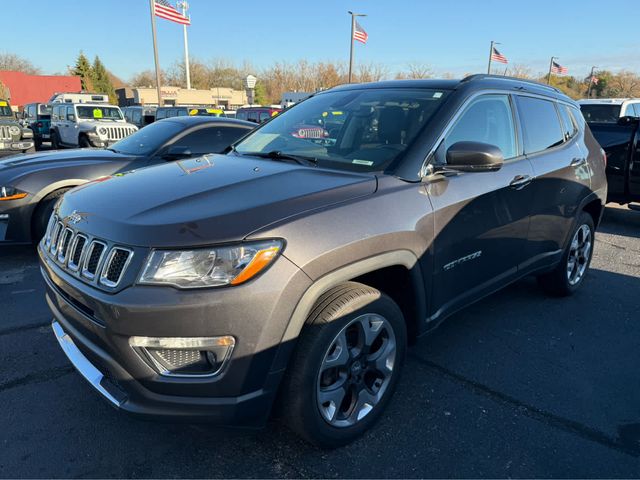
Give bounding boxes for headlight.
[9,126,20,136]
[0,186,28,201]
[97,127,108,137]
[138,239,283,288]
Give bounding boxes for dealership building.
[116,86,248,110]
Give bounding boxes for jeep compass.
[39,75,607,447]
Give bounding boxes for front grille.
[42,214,136,290]
[297,128,324,139]
[99,248,132,287]
[0,126,11,141]
[105,126,136,141]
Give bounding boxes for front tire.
[279,282,407,448]
[79,135,91,148]
[537,211,595,296]
[51,131,60,149]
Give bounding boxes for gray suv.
[39,75,607,447]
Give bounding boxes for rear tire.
[31,188,71,243]
[279,282,407,448]
[537,211,595,296]
[34,138,42,150]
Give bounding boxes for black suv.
[40,75,607,447]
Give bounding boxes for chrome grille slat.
[81,241,107,280]
[50,222,63,253]
[0,126,11,141]
[67,234,87,272]
[99,247,133,288]
[44,215,58,248]
[57,228,74,264]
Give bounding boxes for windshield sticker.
[433,92,443,98]
[92,108,103,119]
[189,109,199,116]
[206,109,221,114]
[0,101,7,107]
[352,159,374,166]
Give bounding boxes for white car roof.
[578,98,637,105]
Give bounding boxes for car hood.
[0,149,134,175]
[57,154,377,247]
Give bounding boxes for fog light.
[129,336,234,377]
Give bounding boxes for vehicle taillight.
[36,122,43,128]
[600,148,607,167]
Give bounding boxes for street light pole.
[347,11,366,83]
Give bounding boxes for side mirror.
[163,145,192,160]
[444,141,504,172]
[618,116,639,126]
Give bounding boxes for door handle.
[509,174,533,190]
[570,157,587,167]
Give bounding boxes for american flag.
[551,60,568,75]
[154,0,190,25]
[491,46,508,64]
[353,21,368,44]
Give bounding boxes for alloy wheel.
[567,223,592,285]
[316,313,397,428]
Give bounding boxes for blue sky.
[2,0,638,82]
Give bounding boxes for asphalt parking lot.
[1,205,640,478]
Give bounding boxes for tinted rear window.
[516,96,564,154]
[580,104,621,123]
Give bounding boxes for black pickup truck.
[589,117,640,206]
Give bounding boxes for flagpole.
[547,56,556,85]
[586,65,597,98]
[487,40,494,74]
[178,1,191,90]
[348,11,356,83]
[149,0,163,106]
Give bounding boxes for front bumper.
[0,140,34,155]
[40,243,311,425]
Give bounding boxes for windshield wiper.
[242,150,318,166]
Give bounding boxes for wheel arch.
[272,251,426,373]
[26,180,86,240]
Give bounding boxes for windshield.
[580,104,621,123]
[38,104,52,115]
[0,100,12,117]
[109,120,184,155]
[234,88,449,172]
[76,106,123,120]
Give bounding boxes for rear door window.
[440,94,517,161]
[558,104,578,140]
[516,96,564,154]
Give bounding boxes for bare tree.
[0,53,40,75]
[606,70,640,97]
[129,70,163,88]
[508,64,535,79]
[396,62,434,79]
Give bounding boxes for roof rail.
[461,74,562,94]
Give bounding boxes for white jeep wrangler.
[50,103,138,149]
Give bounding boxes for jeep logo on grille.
[65,210,86,225]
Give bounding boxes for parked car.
[23,103,52,149]
[122,106,157,129]
[578,98,640,123]
[0,98,35,157]
[40,76,606,448]
[50,103,138,149]
[235,106,282,123]
[0,117,254,244]
[588,116,640,206]
[155,106,226,120]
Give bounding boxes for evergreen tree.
[92,56,117,104]
[71,52,94,91]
